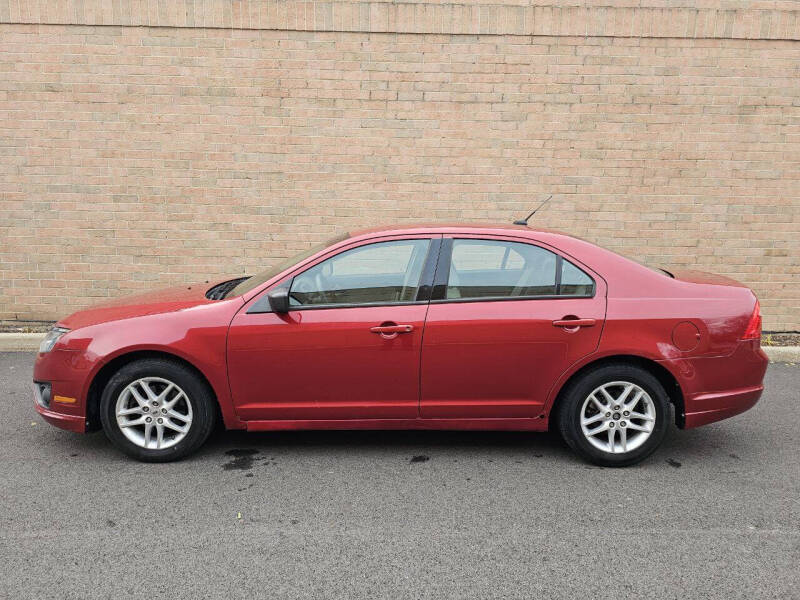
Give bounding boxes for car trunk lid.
[667,269,749,288]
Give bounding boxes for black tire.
[99,358,217,462]
[556,363,670,467]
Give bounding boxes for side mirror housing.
[267,288,290,313]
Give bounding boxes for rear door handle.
[552,318,596,328]
[370,324,414,337]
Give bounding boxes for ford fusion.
[34,224,767,466]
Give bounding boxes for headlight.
[39,327,69,353]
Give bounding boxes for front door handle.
[370,323,414,339]
[552,318,596,328]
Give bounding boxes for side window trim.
[247,236,441,313]
[430,237,595,304]
[414,237,443,302]
[430,238,453,301]
[554,254,563,295]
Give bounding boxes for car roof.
[348,222,566,238]
[344,223,598,263]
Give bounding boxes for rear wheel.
[557,364,670,467]
[99,359,216,462]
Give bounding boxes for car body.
[33,223,767,465]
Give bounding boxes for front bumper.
[34,401,87,433]
[32,348,94,433]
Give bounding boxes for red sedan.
[33,224,767,466]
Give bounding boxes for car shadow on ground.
[54,418,756,470]
[211,427,562,450]
[192,420,751,468]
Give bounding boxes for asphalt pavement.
[1,352,798,599]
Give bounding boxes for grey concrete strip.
[764,345,800,363]
[1,332,798,362]
[0,333,43,351]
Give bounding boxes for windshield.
[225,233,349,298]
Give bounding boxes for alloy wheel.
[579,381,656,454]
[115,377,193,450]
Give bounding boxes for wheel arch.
[548,354,686,430]
[85,349,223,432]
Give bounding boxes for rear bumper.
[663,339,768,429]
[683,385,763,429]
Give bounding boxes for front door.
[420,236,606,418]
[227,236,439,421]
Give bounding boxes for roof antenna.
[513,195,553,226]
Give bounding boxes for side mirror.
[267,288,290,313]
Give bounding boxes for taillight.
[742,299,762,340]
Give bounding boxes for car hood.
[58,280,230,330]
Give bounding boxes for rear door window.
[445,239,594,300]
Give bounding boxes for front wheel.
[99,359,217,462]
[556,364,670,467]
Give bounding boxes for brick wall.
[1,1,798,330]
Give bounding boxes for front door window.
[290,239,431,307]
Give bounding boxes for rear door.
[420,235,606,419]
[227,235,440,421]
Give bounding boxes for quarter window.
[560,259,594,296]
[445,239,593,300]
[289,239,431,307]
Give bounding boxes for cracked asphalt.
[1,352,798,599]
